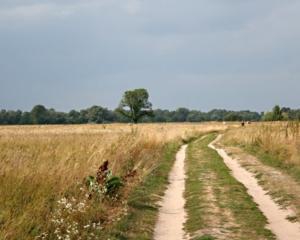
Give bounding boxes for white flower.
[58,197,67,205]
[77,202,85,212]
[66,203,72,209]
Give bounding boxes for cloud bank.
[0,0,299,111]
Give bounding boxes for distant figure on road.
[241,121,245,127]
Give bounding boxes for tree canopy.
[117,88,153,123]
[0,101,299,125]
[262,105,285,121]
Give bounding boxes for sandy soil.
[221,145,300,218]
[210,135,300,240]
[154,145,188,240]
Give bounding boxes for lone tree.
[31,105,48,124]
[272,105,283,121]
[117,88,153,123]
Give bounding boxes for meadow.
[221,121,300,179]
[2,122,300,240]
[0,123,228,239]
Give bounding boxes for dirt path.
[210,135,300,240]
[220,145,300,219]
[186,134,273,239]
[154,145,188,240]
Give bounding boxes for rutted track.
[209,135,300,240]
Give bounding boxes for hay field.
[222,122,300,167]
[0,123,228,239]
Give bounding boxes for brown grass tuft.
[222,121,300,166]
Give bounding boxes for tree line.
[1,105,299,125]
[0,89,299,125]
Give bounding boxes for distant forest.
[0,105,299,125]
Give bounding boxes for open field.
[221,122,300,180]
[2,1,299,239]
[0,123,228,239]
[2,122,300,240]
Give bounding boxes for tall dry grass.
[0,123,228,239]
[222,122,300,166]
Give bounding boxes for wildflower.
[58,197,67,205]
[66,203,72,209]
[77,202,86,212]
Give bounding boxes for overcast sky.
[0,0,299,112]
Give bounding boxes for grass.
[192,235,216,240]
[244,145,300,182]
[185,134,275,240]
[109,141,181,239]
[222,122,300,182]
[0,123,228,239]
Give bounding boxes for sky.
[0,0,299,112]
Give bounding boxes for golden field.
[0,123,228,239]
[222,122,300,166]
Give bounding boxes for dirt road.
[209,135,300,240]
[154,145,188,240]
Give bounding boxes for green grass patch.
[185,134,275,240]
[192,235,215,240]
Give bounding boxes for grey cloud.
[0,0,299,111]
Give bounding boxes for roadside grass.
[108,141,181,239]
[110,133,209,239]
[193,235,216,240]
[222,122,300,182]
[243,145,300,183]
[185,134,275,240]
[0,132,166,240]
